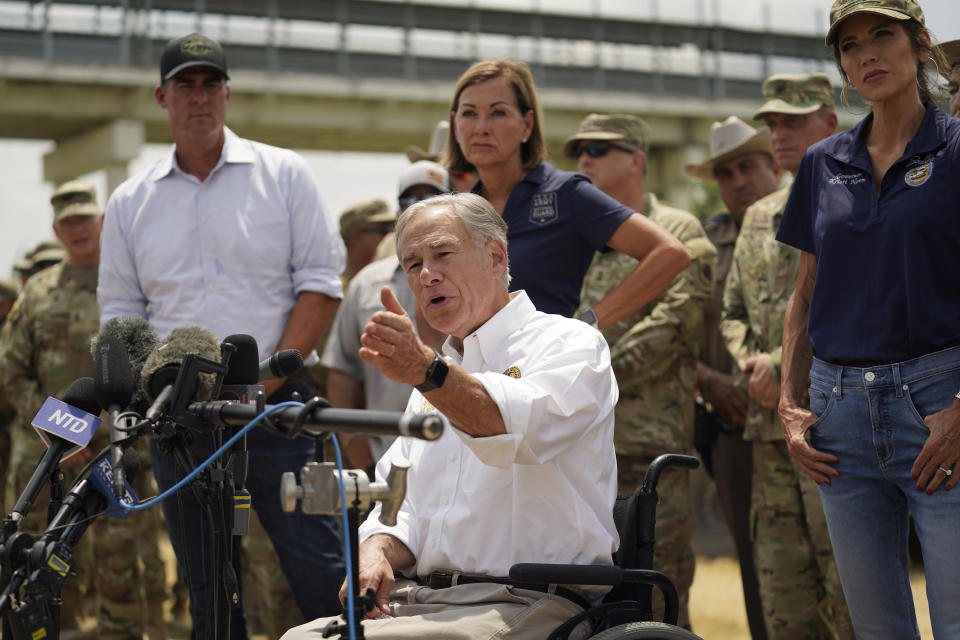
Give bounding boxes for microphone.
[91,317,159,415]
[140,326,223,418]
[93,336,135,501]
[223,334,259,386]
[258,349,304,382]
[11,378,102,520]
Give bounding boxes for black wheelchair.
[509,453,705,639]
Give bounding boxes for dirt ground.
[688,555,933,639]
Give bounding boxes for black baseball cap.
[160,33,229,83]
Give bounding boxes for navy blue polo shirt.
[474,162,632,316]
[777,103,960,366]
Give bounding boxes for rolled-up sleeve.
[461,332,617,468]
[286,154,345,300]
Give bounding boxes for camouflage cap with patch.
[339,199,395,236]
[563,114,649,158]
[51,181,99,222]
[826,0,924,46]
[754,73,835,119]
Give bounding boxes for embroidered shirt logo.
[904,161,933,187]
[503,366,522,379]
[530,192,558,225]
[828,173,867,186]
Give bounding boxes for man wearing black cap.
[98,33,347,639]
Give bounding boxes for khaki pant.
[281,579,589,640]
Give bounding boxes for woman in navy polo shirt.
[777,1,960,637]
[441,59,689,326]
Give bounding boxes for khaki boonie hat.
[563,114,649,158]
[754,74,835,119]
[936,39,960,75]
[825,0,924,46]
[684,116,772,183]
[339,199,395,236]
[51,181,99,222]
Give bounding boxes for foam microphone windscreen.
[91,317,160,414]
[222,334,259,385]
[140,327,222,403]
[62,377,102,416]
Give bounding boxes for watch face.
[580,309,597,326]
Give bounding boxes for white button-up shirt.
[360,292,619,588]
[97,128,345,360]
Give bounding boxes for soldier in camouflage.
[12,239,66,286]
[685,114,782,640]
[0,182,168,639]
[0,278,18,515]
[567,114,717,629]
[721,73,853,639]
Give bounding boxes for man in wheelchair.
[283,192,625,639]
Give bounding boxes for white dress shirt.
[98,127,345,360]
[360,291,619,589]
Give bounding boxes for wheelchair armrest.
[642,454,700,493]
[510,563,623,586]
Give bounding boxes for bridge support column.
[42,119,145,195]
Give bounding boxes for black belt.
[423,571,592,611]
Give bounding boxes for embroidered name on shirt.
[503,366,522,378]
[530,192,559,225]
[904,160,933,188]
[828,173,867,186]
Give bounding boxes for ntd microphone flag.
[32,397,100,461]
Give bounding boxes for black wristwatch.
[415,351,449,393]
[577,307,599,329]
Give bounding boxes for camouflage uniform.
[0,278,18,515]
[579,194,716,628]
[721,185,853,640]
[0,181,169,639]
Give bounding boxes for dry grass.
[688,556,933,639]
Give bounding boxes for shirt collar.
[148,126,254,182]
[824,102,947,168]
[442,290,536,365]
[471,161,551,196]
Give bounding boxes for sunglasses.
[399,192,443,210]
[572,141,638,159]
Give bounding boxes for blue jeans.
[150,382,345,640]
[809,348,960,640]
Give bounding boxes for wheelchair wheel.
[589,621,704,640]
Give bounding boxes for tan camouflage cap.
[754,74,835,119]
[0,278,18,304]
[339,199,395,236]
[826,0,924,46]
[563,114,649,158]
[936,39,960,74]
[51,181,99,222]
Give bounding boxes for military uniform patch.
[905,161,933,187]
[503,366,522,378]
[530,192,558,225]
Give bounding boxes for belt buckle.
[428,572,453,589]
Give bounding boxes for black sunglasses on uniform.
[572,140,638,159]
[399,192,443,211]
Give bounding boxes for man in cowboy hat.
[686,114,781,640]
[937,39,960,118]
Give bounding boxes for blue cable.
[113,402,359,640]
[116,401,303,510]
[329,433,357,640]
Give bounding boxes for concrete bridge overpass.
[0,0,852,204]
